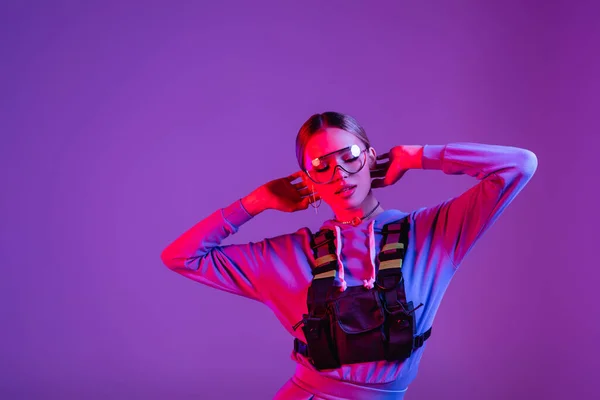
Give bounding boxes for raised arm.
[413,142,538,268]
[160,198,269,301]
[160,171,318,302]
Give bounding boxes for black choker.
[335,201,381,227]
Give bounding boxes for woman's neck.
[333,191,383,225]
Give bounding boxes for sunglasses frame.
[303,145,370,184]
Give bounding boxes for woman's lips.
[336,185,357,197]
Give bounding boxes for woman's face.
[302,127,376,211]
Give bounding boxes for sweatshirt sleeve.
[160,199,284,302]
[414,142,538,269]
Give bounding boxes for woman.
[161,112,538,399]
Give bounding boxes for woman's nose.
[331,165,349,180]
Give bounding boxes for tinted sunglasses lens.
[307,169,333,184]
[307,151,366,183]
[343,152,366,173]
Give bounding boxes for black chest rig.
[292,217,432,370]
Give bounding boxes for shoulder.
[408,204,447,225]
[259,226,315,254]
[374,206,447,238]
[372,209,412,232]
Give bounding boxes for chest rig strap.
[297,228,340,369]
[376,218,430,359]
[293,218,432,370]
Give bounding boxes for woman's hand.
[242,171,320,215]
[370,145,424,188]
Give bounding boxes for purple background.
[2,1,598,399]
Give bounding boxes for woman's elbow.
[517,148,538,178]
[160,248,177,269]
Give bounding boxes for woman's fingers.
[298,187,313,197]
[371,178,387,188]
[296,184,320,198]
[370,168,387,178]
[289,170,313,188]
[373,160,391,169]
[282,171,323,210]
[371,170,407,188]
[287,170,303,181]
[303,190,321,200]
[370,159,390,178]
[288,170,309,186]
[300,189,321,202]
[299,197,311,209]
[293,195,313,211]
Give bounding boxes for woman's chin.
[327,188,368,210]
[339,196,366,210]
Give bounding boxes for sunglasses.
[304,144,369,184]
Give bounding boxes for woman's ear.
[368,147,377,169]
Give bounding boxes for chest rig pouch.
[292,218,432,370]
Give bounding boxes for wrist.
[241,190,267,216]
[402,145,424,169]
[415,145,424,169]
